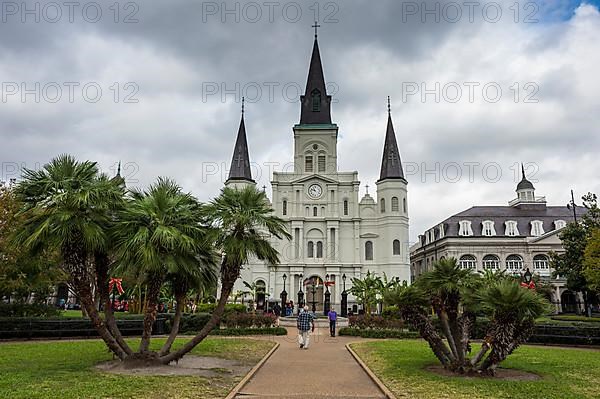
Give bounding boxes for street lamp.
[523,269,532,284]
[324,274,331,315]
[311,278,317,313]
[341,273,348,317]
[280,274,287,317]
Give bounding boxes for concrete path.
[234,327,386,399]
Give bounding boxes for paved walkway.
[235,327,386,399]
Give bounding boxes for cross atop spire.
[312,21,321,38]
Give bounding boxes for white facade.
[226,36,410,313]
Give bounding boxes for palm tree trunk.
[95,253,133,356]
[470,340,490,367]
[139,275,164,353]
[438,310,460,363]
[159,293,185,356]
[63,244,127,359]
[160,263,236,365]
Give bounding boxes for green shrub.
[221,312,275,329]
[348,314,404,330]
[339,327,418,339]
[0,303,61,318]
[195,303,246,314]
[210,327,287,336]
[551,315,600,323]
[177,313,212,334]
[381,306,400,319]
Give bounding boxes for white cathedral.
[223,32,410,315]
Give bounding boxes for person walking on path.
[297,305,315,349]
[273,303,281,326]
[328,307,337,337]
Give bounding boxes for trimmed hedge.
[348,314,404,330]
[195,303,247,314]
[0,303,61,318]
[550,315,600,323]
[339,327,419,339]
[0,317,168,339]
[210,327,287,336]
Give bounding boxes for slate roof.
[378,110,405,182]
[227,115,254,183]
[437,205,584,238]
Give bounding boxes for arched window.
[533,254,549,271]
[482,254,500,270]
[365,241,373,260]
[391,197,399,211]
[316,241,323,258]
[305,155,313,173]
[380,198,386,213]
[458,254,476,269]
[506,254,523,272]
[403,198,407,213]
[393,239,401,255]
[311,89,321,112]
[343,199,349,216]
[313,207,318,217]
[307,241,314,258]
[318,155,326,172]
[282,200,287,216]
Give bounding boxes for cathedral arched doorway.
[561,290,577,314]
[304,276,324,312]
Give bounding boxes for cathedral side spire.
[299,23,332,125]
[227,98,254,184]
[378,97,405,182]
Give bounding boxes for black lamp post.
[567,189,578,223]
[324,274,331,315]
[280,273,287,316]
[311,278,317,313]
[523,268,532,284]
[297,273,304,315]
[341,273,348,317]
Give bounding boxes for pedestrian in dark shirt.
[328,307,337,337]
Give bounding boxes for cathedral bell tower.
[293,23,338,176]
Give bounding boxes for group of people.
[296,306,338,350]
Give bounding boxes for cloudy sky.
[1,0,599,243]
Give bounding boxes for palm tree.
[13,155,129,359]
[349,271,383,315]
[387,258,551,375]
[472,279,550,374]
[160,185,290,364]
[113,177,215,357]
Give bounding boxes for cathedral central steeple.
[299,23,332,125]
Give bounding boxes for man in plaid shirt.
[297,305,315,349]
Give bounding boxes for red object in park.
[108,278,124,295]
[325,281,335,287]
[520,281,536,290]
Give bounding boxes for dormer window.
[554,220,566,230]
[482,220,496,236]
[531,220,544,237]
[458,220,473,236]
[505,221,519,236]
[311,89,321,112]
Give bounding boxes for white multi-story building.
[410,168,584,313]
[224,32,410,314]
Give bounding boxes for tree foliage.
[385,258,550,375]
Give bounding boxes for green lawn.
[0,337,274,399]
[351,340,600,399]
